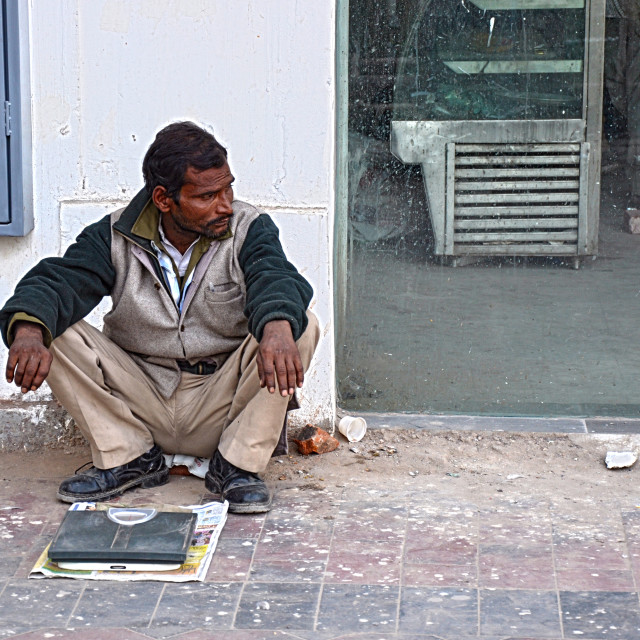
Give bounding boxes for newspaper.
[29,500,228,582]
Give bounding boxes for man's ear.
[152,185,173,213]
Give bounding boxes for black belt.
[177,360,218,375]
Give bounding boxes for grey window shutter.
[0,0,30,236]
[0,3,9,225]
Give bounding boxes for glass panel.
[338,0,640,418]
[393,0,585,121]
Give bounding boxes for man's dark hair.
[142,121,228,201]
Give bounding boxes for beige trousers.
[47,312,320,473]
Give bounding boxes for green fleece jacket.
[0,189,313,395]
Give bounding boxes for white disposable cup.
[338,416,367,442]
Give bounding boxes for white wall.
[0,0,336,429]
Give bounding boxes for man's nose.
[217,190,233,214]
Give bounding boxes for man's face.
[164,163,235,241]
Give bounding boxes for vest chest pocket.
[204,283,243,303]
[202,284,247,338]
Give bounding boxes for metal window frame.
[0,0,32,237]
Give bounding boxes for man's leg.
[47,320,171,501]
[180,312,320,512]
[173,311,320,467]
[218,312,320,472]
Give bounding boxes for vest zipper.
[114,229,179,313]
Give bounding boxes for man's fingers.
[258,354,277,393]
[286,358,299,396]
[257,321,304,396]
[294,353,305,389]
[256,352,266,388]
[19,355,41,393]
[274,359,295,397]
[13,358,27,388]
[258,353,305,396]
[30,353,52,392]
[5,351,18,383]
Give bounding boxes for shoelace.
[73,460,95,475]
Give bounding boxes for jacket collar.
[112,188,155,249]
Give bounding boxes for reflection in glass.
[394,1,585,121]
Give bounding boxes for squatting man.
[1,121,320,513]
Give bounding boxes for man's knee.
[49,320,93,354]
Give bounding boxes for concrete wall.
[0,0,336,449]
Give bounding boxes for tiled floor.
[1,448,640,640]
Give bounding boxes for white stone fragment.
[605,451,638,469]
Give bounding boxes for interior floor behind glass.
[338,164,640,417]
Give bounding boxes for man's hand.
[257,320,303,397]
[5,321,52,393]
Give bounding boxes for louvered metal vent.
[446,143,585,256]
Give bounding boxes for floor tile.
[254,531,332,558]
[222,513,267,538]
[70,582,164,628]
[398,586,477,636]
[478,519,552,546]
[316,584,398,633]
[0,512,48,562]
[9,630,153,639]
[248,557,327,582]
[331,504,407,544]
[553,540,630,571]
[205,538,256,582]
[402,562,477,587]
[404,537,477,566]
[0,580,84,634]
[556,567,636,591]
[480,589,562,637]
[15,535,54,578]
[479,545,555,589]
[560,591,640,639]
[326,541,402,585]
[142,582,242,637]
[0,555,23,579]
[235,582,321,630]
[251,526,331,582]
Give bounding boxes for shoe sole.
[204,472,272,514]
[226,499,272,514]
[56,467,170,504]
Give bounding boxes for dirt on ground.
[267,426,640,512]
[3,426,639,514]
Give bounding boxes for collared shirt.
[158,222,198,278]
[154,223,198,313]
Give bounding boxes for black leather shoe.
[57,444,169,503]
[205,450,272,513]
